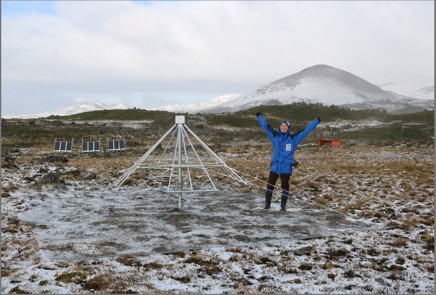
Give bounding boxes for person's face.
[280,123,289,133]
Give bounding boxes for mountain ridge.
[3,101,130,119]
[4,65,433,118]
[154,94,240,113]
[202,65,433,114]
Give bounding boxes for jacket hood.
[280,120,291,127]
[278,120,291,135]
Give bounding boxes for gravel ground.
[1,144,434,294]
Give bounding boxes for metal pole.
[178,123,183,210]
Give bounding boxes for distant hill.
[42,102,388,122]
[46,108,175,125]
[3,101,130,119]
[412,86,434,100]
[2,103,433,146]
[154,94,240,113]
[202,65,433,114]
[42,102,434,128]
[378,75,434,99]
[4,65,432,119]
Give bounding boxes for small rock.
[10,148,22,155]
[85,172,97,180]
[39,167,49,173]
[24,176,36,183]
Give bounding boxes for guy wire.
[212,167,347,216]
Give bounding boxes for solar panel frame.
[107,139,126,151]
[54,140,73,152]
[82,141,100,152]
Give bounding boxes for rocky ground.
[1,133,434,294]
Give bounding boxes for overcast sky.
[1,1,434,115]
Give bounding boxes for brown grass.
[2,191,11,198]
[400,217,421,231]
[2,184,19,193]
[8,286,31,294]
[55,271,88,283]
[115,255,142,268]
[322,262,337,270]
[83,274,112,291]
[185,255,219,267]
[390,238,408,247]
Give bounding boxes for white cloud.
[2,1,434,115]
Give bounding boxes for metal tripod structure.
[115,116,246,209]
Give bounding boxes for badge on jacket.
[286,144,292,151]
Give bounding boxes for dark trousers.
[266,171,290,195]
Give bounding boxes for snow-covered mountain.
[412,86,434,101]
[154,94,240,113]
[201,65,433,114]
[378,76,434,99]
[3,101,130,119]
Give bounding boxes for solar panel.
[107,140,126,151]
[82,141,100,152]
[54,140,73,152]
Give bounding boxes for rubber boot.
[280,195,288,211]
[264,192,273,209]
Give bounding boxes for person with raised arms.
[256,112,321,211]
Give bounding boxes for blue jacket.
[257,114,320,175]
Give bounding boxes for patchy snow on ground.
[13,185,373,260]
[50,120,154,130]
[1,145,434,294]
[323,120,427,133]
